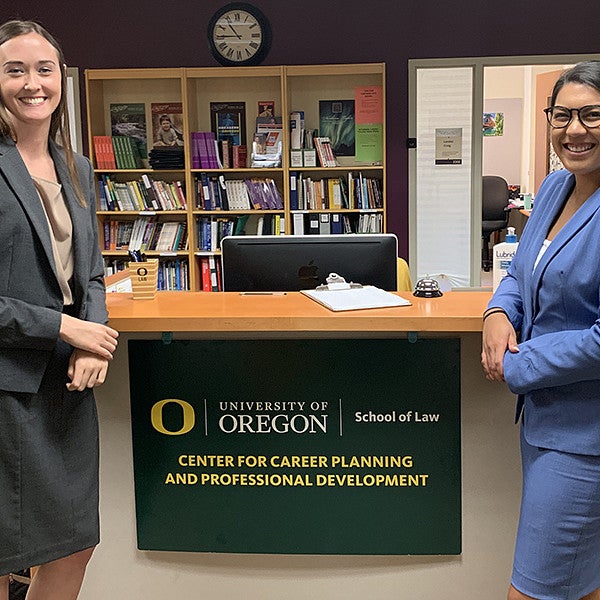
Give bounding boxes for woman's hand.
[66,349,110,391]
[481,312,519,381]
[60,314,119,360]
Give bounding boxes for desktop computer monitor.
[221,234,398,292]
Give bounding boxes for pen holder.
[129,259,158,300]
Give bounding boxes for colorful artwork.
[483,112,504,136]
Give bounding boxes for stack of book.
[148,146,184,170]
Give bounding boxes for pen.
[240,292,287,296]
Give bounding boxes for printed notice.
[435,127,463,165]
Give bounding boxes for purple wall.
[3,0,599,256]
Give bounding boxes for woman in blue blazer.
[0,21,118,600]
[482,62,600,600]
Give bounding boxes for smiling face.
[552,82,600,181]
[0,31,62,133]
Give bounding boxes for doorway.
[408,54,598,288]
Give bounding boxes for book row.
[103,258,190,291]
[157,259,189,291]
[93,135,144,170]
[291,212,383,235]
[191,131,248,169]
[197,214,285,251]
[195,175,283,211]
[103,217,188,252]
[290,172,383,211]
[98,174,187,212]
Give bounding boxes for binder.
[319,213,331,234]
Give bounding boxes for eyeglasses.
[544,105,600,129]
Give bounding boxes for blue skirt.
[512,426,600,600]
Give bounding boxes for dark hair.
[0,20,86,206]
[550,60,600,106]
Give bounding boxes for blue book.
[331,213,343,234]
[289,171,298,210]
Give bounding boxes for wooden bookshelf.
[85,64,386,291]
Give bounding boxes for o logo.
[136,266,148,277]
[151,399,195,435]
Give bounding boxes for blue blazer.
[490,169,600,455]
[0,137,107,394]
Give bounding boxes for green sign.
[129,338,461,554]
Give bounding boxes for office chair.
[397,257,412,292]
[482,175,510,271]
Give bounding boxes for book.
[210,101,246,146]
[331,213,343,234]
[93,135,116,170]
[314,137,337,167]
[110,103,147,163]
[232,144,247,168]
[200,257,212,291]
[257,100,275,119]
[208,255,219,291]
[220,139,231,169]
[289,111,304,149]
[292,212,305,235]
[319,213,331,235]
[224,180,251,210]
[289,172,298,210]
[319,100,355,157]
[151,102,184,148]
[111,136,143,169]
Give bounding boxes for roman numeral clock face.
[208,3,272,66]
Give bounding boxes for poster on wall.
[483,112,504,136]
[128,338,461,555]
[435,128,462,165]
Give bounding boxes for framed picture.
[483,112,504,136]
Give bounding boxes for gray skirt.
[0,340,99,576]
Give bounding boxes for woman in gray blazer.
[0,20,118,600]
[482,62,600,600]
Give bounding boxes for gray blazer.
[0,136,107,394]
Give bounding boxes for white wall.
[81,333,522,600]
[483,64,569,194]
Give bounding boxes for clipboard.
[300,273,411,312]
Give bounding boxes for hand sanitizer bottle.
[492,227,518,291]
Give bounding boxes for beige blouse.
[32,176,74,306]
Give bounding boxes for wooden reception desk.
[89,289,523,600]
[105,290,491,334]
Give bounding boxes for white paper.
[301,286,411,312]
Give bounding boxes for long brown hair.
[0,20,86,206]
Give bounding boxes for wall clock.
[208,3,272,67]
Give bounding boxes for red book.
[232,145,247,168]
[201,257,212,292]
